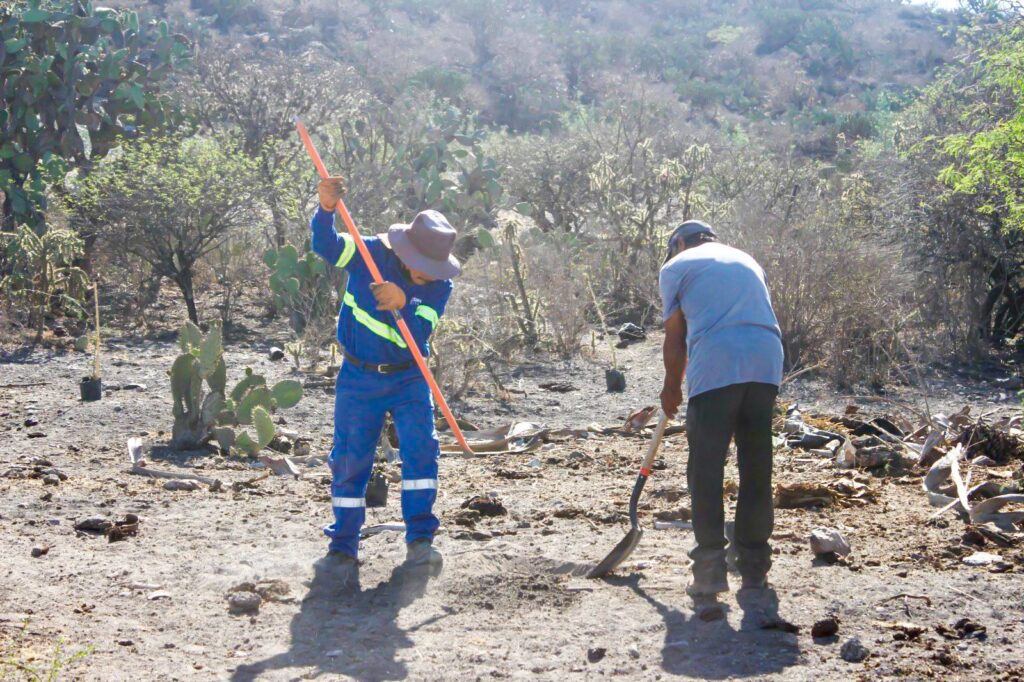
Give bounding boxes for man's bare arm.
[660,309,687,417]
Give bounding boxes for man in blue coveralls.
[311,176,459,581]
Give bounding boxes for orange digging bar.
[295,119,474,456]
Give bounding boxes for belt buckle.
[376,363,395,375]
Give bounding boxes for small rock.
[42,474,60,486]
[23,418,38,427]
[627,644,640,660]
[117,639,134,647]
[809,528,851,557]
[163,480,201,492]
[812,616,840,639]
[52,325,67,337]
[27,432,47,439]
[75,516,113,533]
[587,647,606,663]
[31,545,49,558]
[147,591,172,600]
[840,637,869,663]
[122,383,147,391]
[268,347,285,361]
[227,591,262,615]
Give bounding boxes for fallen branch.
[127,464,220,487]
[878,593,933,607]
[125,437,221,487]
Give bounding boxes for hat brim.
[381,225,462,280]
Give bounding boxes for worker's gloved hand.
[370,282,406,312]
[660,383,683,418]
[318,176,347,211]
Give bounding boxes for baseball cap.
[664,220,717,263]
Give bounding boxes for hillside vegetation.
[2,0,1023,393]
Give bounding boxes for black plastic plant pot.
[605,368,626,393]
[366,471,389,508]
[80,376,102,402]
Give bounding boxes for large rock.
[809,528,851,556]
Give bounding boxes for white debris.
[962,551,1002,566]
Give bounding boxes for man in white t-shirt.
[659,220,784,613]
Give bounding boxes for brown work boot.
[686,560,729,598]
[737,584,794,632]
[405,538,443,574]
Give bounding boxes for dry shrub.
[730,171,916,388]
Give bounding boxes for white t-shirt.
[659,242,784,398]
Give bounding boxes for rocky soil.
[1,328,1023,681]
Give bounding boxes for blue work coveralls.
[311,206,453,558]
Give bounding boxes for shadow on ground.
[231,559,445,682]
[610,575,801,679]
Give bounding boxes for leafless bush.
[729,168,917,387]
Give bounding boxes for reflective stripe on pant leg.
[401,478,437,491]
[392,377,440,544]
[324,366,386,557]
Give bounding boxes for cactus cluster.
[264,243,334,336]
[170,321,303,456]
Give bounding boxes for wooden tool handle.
[639,413,670,477]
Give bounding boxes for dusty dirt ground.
[2,323,1023,681]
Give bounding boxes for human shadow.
[231,558,443,681]
[610,575,800,679]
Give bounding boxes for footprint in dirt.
[443,549,593,613]
[231,560,435,681]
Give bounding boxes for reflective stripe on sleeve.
[332,496,366,508]
[401,478,438,491]
[335,234,356,268]
[415,304,439,328]
[342,292,407,349]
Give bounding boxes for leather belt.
[343,350,413,375]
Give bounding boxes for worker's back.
[659,242,783,398]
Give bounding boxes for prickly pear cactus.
[170,322,226,448]
[264,242,334,336]
[168,321,304,455]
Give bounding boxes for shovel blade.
[587,527,643,579]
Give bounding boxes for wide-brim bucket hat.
[380,210,462,280]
